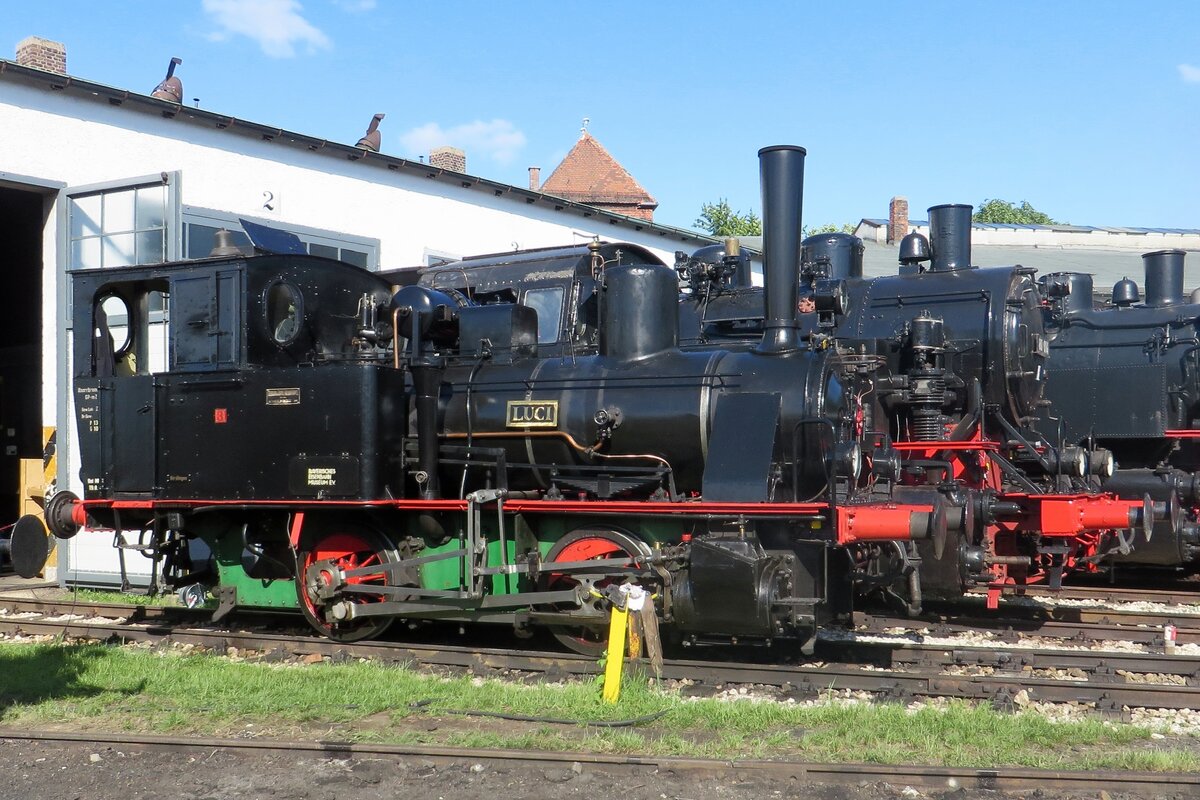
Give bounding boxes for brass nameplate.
[506,400,559,428]
[266,387,301,406]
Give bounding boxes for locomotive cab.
[71,254,404,503]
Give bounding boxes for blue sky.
[5,1,1198,231]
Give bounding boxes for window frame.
[522,285,566,345]
[423,247,460,268]
[182,206,381,271]
[63,173,181,272]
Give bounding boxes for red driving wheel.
[296,529,398,642]
[543,528,651,657]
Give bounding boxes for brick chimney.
[528,166,540,191]
[887,196,909,244]
[16,36,66,74]
[429,146,466,173]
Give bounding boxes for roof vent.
[356,113,385,152]
[151,57,183,103]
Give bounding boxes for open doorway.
[0,183,49,528]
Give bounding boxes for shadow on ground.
[0,643,144,719]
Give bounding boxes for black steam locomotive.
[49,146,986,652]
[45,145,1156,650]
[677,208,1199,598]
[1038,249,1200,569]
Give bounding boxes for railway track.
[860,610,1200,646]
[2,728,1195,797]
[973,583,1200,607]
[3,595,1200,713]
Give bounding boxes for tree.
[803,222,857,238]
[973,199,1057,225]
[695,198,762,237]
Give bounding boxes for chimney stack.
[1143,249,1187,308]
[887,196,909,244]
[15,36,66,74]
[528,166,540,191]
[756,144,807,355]
[429,146,466,173]
[928,204,974,272]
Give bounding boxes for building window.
[182,207,379,270]
[424,248,460,268]
[68,182,169,269]
[184,223,251,259]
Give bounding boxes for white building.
[0,37,716,586]
[855,197,1200,291]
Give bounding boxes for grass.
[59,588,183,606]
[0,639,1195,772]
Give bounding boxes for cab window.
[523,287,564,345]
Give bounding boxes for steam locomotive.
[45,146,941,650]
[678,210,1200,596]
[45,145,1152,651]
[1038,249,1200,570]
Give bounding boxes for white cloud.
[1179,63,1200,83]
[400,120,528,166]
[202,0,331,58]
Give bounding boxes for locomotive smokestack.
[1143,249,1186,307]
[757,145,806,354]
[928,204,973,272]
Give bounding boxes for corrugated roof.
[861,239,1197,291]
[862,217,1200,236]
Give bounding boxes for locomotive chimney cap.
[758,144,807,157]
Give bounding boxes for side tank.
[439,261,845,499]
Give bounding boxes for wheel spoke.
[297,529,397,643]
[542,529,651,657]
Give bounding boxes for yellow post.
[39,427,58,577]
[601,601,629,704]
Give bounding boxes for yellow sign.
[506,400,559,428]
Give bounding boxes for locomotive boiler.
[47,145,955,652]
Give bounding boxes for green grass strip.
[0,641,1194,771]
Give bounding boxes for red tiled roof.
[540,132,657,210]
